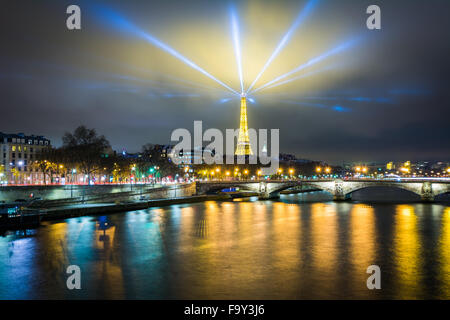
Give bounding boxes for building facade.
[0,132,51,184]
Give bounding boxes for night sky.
[1,0,449,163]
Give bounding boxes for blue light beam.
[92,4,240,96]
[251,38,359,94]
[246,0,319,93]
[263,65,336,91]
[230,7,244,93]
[280,100,351,112]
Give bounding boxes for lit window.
[12,146,16,152]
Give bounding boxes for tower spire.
[235,95,253,155]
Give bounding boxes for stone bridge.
[195,179,450,202]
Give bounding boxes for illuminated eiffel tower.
[235,94,253,155]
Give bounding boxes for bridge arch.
[266,183,324,196]
[202,184,256,194]
[345,184,422,197]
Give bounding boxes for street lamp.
[17,161,24,185]
[71,169,76,198]
[277,168,283,178]
[289,168,294,177]
[131,165,136,191]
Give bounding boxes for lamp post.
[17,161,24,185]
[131,165,136,191]
[71,169,76,198]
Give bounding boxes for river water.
[1,189,449,299]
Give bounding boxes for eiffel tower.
[235,95,253,155]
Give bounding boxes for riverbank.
[40,194,231,221]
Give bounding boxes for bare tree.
[62,126,111,183]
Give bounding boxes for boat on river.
[0,201,41,229]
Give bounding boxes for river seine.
[1,189,449,299]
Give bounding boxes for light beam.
[245,0,319,93]
[92,4,240,96]
[251,38,358,93]
[263,65,336,91]
[280,100,351,112]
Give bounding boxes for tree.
[0,164,5,183]
[62,126,111,183]
[33,147,60,184]
[140,144,181,180]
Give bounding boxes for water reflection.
[92,216,124,299]
[310,203,338,297]
[349,204,376,295]
[393,205,422,299]
[441,207,450,297]
[0,191,449,299]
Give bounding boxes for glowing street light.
[316,167,322,173]
[325,167,331,174]
[400,167,410,173]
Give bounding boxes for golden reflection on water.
[441,207,450,297]
[39,222,70,291]
[93,222,124,299]
[271,203,302,297]
[272,203,301,268]
[393,204,421,299]
[349,204,375,290]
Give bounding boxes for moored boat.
[0,203,41,229]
